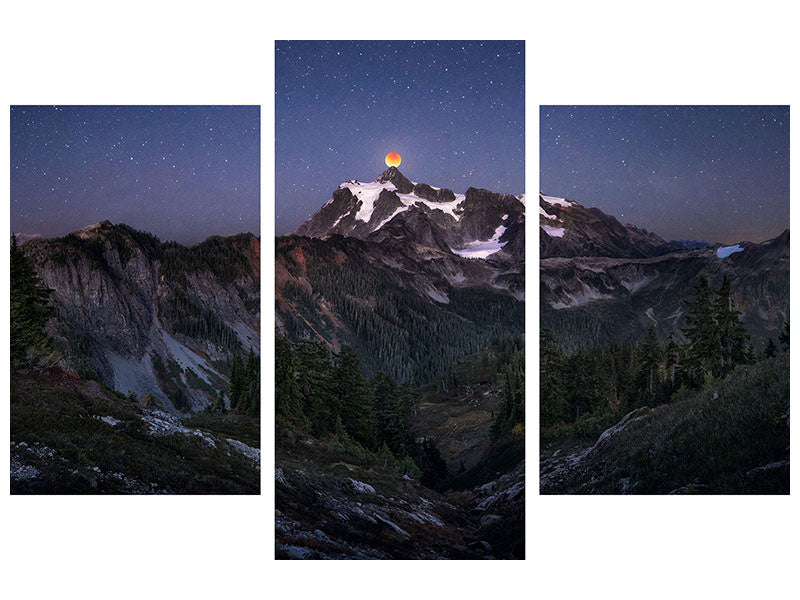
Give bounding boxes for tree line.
[541,276,789,436]
[276,331,448,489]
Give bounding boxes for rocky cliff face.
[21,222,260,412]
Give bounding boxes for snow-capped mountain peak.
[296,168,525,262]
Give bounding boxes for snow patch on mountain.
[539,206,558,220]
[540,194,573,208]
[340,180,398,222]
[542,225,565,238]
[338,178,470,230]
[396,192,465,221]
[717,244,744,258]
[451,224,508,259]
[373,206,407,230]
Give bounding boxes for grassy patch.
[11,369,259,494]
[547,354,789,494]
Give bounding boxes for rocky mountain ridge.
[539,193,789,349]
[540,193,683,259]
[277,169,525,383]
[299,167,525,262]
[21,221,260,412]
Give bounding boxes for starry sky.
[11,106,260,245]
[276,40,525,235]
[540,106,789,244]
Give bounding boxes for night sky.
[276,40,525,235]
[540,106,789,244]
[11,106,260,245]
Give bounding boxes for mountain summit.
[277,168,525,381]
[296,168,524,262]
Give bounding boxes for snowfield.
[717,244,744,258]
[340,180,398,222]
[452,224,508,259]
[337,179,467,229]
[539,205,558,220]
[542,225,565,238]
[540,194,573,207]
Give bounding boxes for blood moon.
[385,152,402,167]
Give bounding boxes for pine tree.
[334,345,376,448]
[664,333,681,397]
[10,236,56,369]
[540,330,568,428]
[713,276,749,376]
[295,340,337,437]
[682,277,719,386]
[228,351,245,410]
[275,331,302,422]
[373,372,408,455]
[635,328,663,402]
[243,347,260,416]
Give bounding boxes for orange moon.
[385,152,402,167]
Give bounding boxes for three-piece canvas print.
[8,41,789,560]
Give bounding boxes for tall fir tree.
[228,350,245,410]
[295,340,337,437]
[713,276,749,376]
[373,371,408,455]
[634,327,663,403]
[10,235,56,369]
[682,277,719,386]
[540,330,568,428]
[275,331,303,422]
[334,345,376,448]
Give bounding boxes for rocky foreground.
[11,367,260,494]
[276,433,524,559]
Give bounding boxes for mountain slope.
[541,354,789,494]
[540,229,789,349]
[276,234,523,383]
[21,222,260,411]
[277,168,525,383]
[540,193,683,258]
